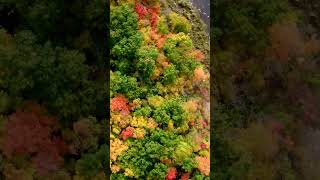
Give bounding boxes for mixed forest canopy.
[213,0,320,179]
[0,0,108,179]
[2,0,320,179]
[110,0,210,179]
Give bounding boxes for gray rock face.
[190,0,210,32]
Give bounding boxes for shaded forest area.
[213,0,320,179]
[0,0,108,179]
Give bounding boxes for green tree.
[162,65,178,85]
[163,33,198,75]
[118,129,181,178]
[153,98,187,128]
[136,46,159,80]
[213,0,290,53]
[110,4,143,74]
[74,144,107,179]
[148,163,168,179]
[110,71,146,100]
[0,29,98,121]
[168,12,192,34]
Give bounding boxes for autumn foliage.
[166,167,177,180]
[135,3,148,20]
[268,21,320,61]
[1,103,65,176]
[0,0,107,179]
[111,94,131,115]
[121,126,134,140]
[135,1,160,29]
[110,1,209,179]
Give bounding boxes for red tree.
[166,167,177,180]
[110,94,131,115]
[135,2,148,20]
[1,102,65,176]
[181,173,190,180]
[135,1,160,29]
[121,126,134,140]
[148,3,160,29]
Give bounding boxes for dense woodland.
[213,0,320,179]
[1,0,319,179]
[0,0,108,179]
[110,0,210,179]
[0,0,210,179]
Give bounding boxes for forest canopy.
[0,0,108,179]
[110,0,210,179]
[213,0,320,179]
